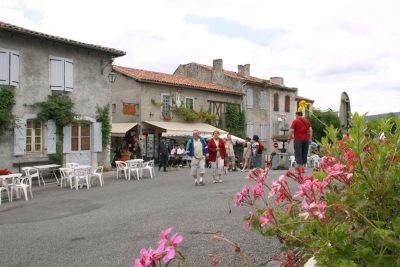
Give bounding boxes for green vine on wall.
[225,103,245,138]
[0,86,16,136]
[34,92,78,131]
[96,104,111,147]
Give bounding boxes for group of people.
[185,130,265,186]
[157,140,187,172]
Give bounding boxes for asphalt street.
[0,166,305,267]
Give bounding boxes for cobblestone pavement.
[0,166,311,267]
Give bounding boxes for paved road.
[0,166,305,267]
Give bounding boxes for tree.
[306,108,340,142]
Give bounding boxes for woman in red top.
[207,130,226,183]
[289,112,313,167]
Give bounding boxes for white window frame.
[185,96,194,110]
[25,120,42,154]
[260,123,267,141]
[161,93,171,114]
[246,89,253,108]
[246,122,254,138]
[0,48,19,87]
[49,56,73,91]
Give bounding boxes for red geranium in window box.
[0,169,12,175]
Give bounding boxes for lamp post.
[108,71,116,83]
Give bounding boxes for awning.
[111,123,138,137]
[143,121,227,137]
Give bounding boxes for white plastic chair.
[91,166,104,187]
[0,184,10,205]
[289,155,296,168]
[141,160,155,179]
[74,167,90,190]
[310,155,321,168]
[66,162,79,169]
[9,175,33,201]
[115,161,128,180]
[59,168,74,189]
[128,161,142,181]
[22,167,43,186]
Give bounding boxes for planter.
[163,114,172,121]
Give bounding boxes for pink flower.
[245,212,255,230]
[163,247,176,262]
[208,254,220,266]
[170,233,183,246]
[294,179,329,202]
[260,207,275,227]
[159,227,172,240]
[134,248,152,267]
[235,192,244,207]
[253,183,264,200]
[299,200,327,220]
[268,176,291,202]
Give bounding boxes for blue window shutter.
[50,56,64,90]
[64,59,73,92]
[63,126,71,153]
[47,120,57,154]
[93,122,103,152]
[10,51,19,87]
[0,49,10,85]
[14,119,26,156]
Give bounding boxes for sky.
[1,0,399,115]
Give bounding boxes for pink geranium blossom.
[268,175,292,202]
[294,179,329,202]
[260,207,275,227]
[299,200,327,220]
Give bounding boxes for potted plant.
[163,112,172,121]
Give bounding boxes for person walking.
[158,138,170,172]
[289,111,313,168]
[186,129,208,186]
[208,130,226,183]
[226,134,237,171]
[252,135,262,168]
[241,137,252,172]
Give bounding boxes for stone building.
[174,59,299,152]
[111,65,242,158]
[0,21,125,170]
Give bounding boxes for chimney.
[213,59,223,72]
[238,64,250,77]
[270,77,284,86]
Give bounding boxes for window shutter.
[46,120,57,154]
[92,122,103,152]
[260,124,267,141]
[64,58,73,92]
[14,119,26,156]
[260,91,267,110]
[10,51,19,87]
[63,125,72,153]
[246,122,253,138]
[246,89,253,108]
[285,96,290,112]
[50,57,64,90]
[0,49,10,85]
[274,93,279,111]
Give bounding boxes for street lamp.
[108,71,116,83]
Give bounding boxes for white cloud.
[1,0,399,115]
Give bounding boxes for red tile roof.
[0,21,125,57]
[113,65,243,96]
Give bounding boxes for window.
[0,48,19,87]
[246,122,253,138]
[25,120,42,153]
[285,95,290,113]
[259,91,267,110]
[246,89,253,108]
[273,93,279,111]
[50,56,73,91]
[185,97,194,110]
[112,104,116,113]
[71,124,91,151]
[161,94,171,114]
[260,123,267,141]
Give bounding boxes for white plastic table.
[33,164,61,186]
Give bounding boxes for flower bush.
[235,113,400,266]
[133,228,185,267]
